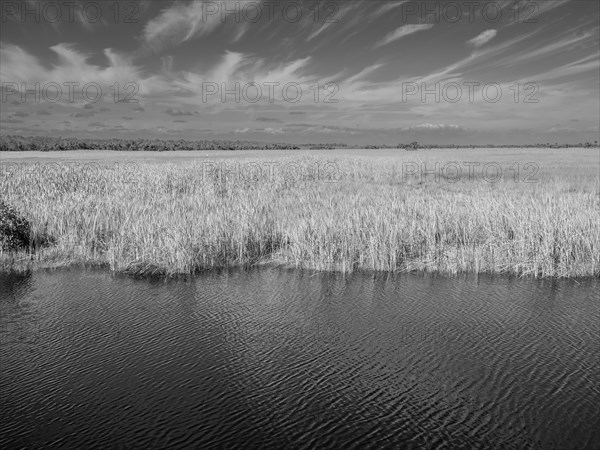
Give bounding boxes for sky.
[1,0,599,145]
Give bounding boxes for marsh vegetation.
[1,148,598,277]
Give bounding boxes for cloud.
[406,123,470,134]
[375,24,434,47]
[467,30,498,48]
[526,52,600,82]
[89,121,108,128]
[0,43,141,102]
[417,30,539,83]
[1,118,24,124]
[164,107,194,116]
[499,30,597,67]
[262,127,283,135]
[143,1,257,50]
[305,2,368,44]
[233,126,284,135]
[285,123,358,135]
[255,117,283,123]
[71,111,96,118]
[143,1,217,49]
[170,51,317,105]
[372,1,408,18]
[59,1,109,32]
[546,125,576,133]
[2,0,593,143]
[232,22,251,43]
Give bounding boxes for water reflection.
[0,271,33,301]
[1,268,598,449]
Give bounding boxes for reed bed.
[1,154,598,277]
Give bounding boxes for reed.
[1,153,598,277]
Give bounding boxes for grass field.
[1,147,599,278]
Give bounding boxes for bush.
[0,199,31,251]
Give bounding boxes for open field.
[1,148,599,277]
[2,147,598,180]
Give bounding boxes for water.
[1,268,598,449]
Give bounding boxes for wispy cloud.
[375,24,434,48]
[467,30,498,48]
[418,30,540,83]
[372,1,409,18]
[525,52,600,83]
[143,0,259,51]
[497,28,598,67]
[0,43,140,98]
[2,0,597,144]
[167,51,323,108]
[406,123,469,133]
[143,1,220,50]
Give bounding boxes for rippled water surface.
[1,269,598,449]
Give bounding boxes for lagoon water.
[1,268,598,449]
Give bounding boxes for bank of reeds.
[1,156,598,277]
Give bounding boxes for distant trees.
[307,143,348,149]
[408,141,419,150]
[0,135,598,152]
[0,135,301,151]
[397,141,419,150]
[394,142,599,150]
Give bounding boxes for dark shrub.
[0,199,31,251]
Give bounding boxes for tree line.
[0,135,597,151]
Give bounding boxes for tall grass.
[1,154,598,277]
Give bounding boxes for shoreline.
[2,248,598,279]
